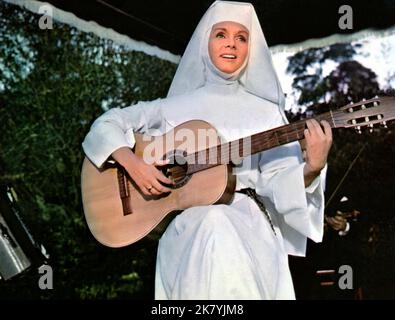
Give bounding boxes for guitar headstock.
[333,96,395,133]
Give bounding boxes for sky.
[271,31,395,112]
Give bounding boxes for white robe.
[82,80,325,300]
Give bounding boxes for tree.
[287,39,395,299]
[0,1,176,299]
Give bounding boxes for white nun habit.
[82,1,326,300]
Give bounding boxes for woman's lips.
[220,54,237,59]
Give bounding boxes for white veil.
[167,0,287,118]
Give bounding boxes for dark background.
[44,0,395,54]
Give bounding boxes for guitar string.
[163,103,385,178]
[167,120,309,179]
[187,106,385,168]
[168,120,309,179]
[187,117,325,169]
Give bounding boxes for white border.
[3,0,181,63]
[4,0,395,58]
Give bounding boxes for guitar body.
[81,120,236,247]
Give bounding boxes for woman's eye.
[216,32,225,38]
[237,36,247,42]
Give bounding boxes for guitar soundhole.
[161,150,191,188]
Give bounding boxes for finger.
[148,187,161,196]
[141,186,153,196]
[305,119,313,131]
[307,119,325,139]
[320,120,333,141]
[155,158,170,166]
[331,219,341,228]
[326,216,334,224]
[333,221,342,228]
[156,170,174,185]
[304,121,315,143]
[305,119,318,132]
[333,215,343,222]
[304,127,311,141]
[151,179,172,193]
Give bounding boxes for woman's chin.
[218,66,239,74]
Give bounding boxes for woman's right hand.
[112,147,173,196]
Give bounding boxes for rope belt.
[236,188,277,236]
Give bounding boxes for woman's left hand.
[303,119,333,186]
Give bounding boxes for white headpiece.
[167,0,286,113]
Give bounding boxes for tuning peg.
[382,121,388,129]
[369,124,374,133]
[365,116,370,122]
[359,98,367,109]
[356,126,362,134]
[352,119,357,125]
[348,101,354,112]
[377,114,383,120]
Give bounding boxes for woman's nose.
[225,38,236,49]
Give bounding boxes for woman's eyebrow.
[213,28,249,35]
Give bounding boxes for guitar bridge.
[117,167,133,215]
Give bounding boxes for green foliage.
[0,2,176,299]
[287,43,361,105]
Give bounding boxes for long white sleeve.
[82,99,168,168]
[254,115,326,256]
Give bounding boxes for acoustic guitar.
[81,96,395,247]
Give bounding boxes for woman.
[82,0,332,299]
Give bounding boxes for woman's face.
[208,21,249,74]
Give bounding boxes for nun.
[82,0,332,299]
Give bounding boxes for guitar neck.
[186,111,336,174]
[245,112,335,155]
